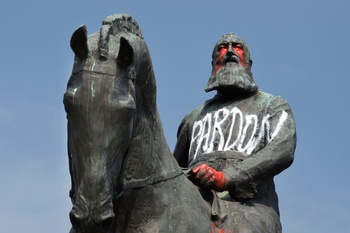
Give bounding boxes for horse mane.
[91,14,157,119]
[98,14,143,59]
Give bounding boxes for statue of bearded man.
[174,33,296,233]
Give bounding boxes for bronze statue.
[64,14,212,233]
[174,33,297,232]
[64,14,296,233]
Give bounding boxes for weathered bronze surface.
[64,15,296,233]
[174,33,296,232]
[64,14,211,233]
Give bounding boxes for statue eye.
[233,45,243,52]
[219,44,228,50]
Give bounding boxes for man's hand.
[190,164,227,192]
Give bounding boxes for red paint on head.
[212,43,245,75]
[233,45,245,67]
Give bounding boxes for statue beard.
[205,62,258,95]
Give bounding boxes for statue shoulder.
[179,104,205,126]
[176,100,210,137]
[256,90,291,108]
[183,96,218,120]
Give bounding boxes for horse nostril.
[69,210,85,231]
[97,213,115,231]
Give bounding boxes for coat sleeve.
[173,115,191,167]
[223,96,297,200]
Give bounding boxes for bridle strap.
[116,168,183,190]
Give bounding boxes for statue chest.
[188,103,272,163]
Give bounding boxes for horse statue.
[64,14,212,233]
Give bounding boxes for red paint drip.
[191,164,227,192]
[210,222,234,233]
[233,46,245,67]
[212,44,245,75]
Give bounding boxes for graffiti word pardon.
[189,107,288,161]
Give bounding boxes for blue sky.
[1,1,349,232]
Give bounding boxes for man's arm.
[174,95,296,198]
[223,96,296,199]
[173,116,191,167]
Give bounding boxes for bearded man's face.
[212,38,246,74]
[205,33,257,95]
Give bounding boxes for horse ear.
[117,36,134,68]
[70,25,89,60]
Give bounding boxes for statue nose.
[227,44,234,55]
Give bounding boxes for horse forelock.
[98,14,143,60]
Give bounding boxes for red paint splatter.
[210,222,234,233]
[191,164,227,192]
[212,43,245,75]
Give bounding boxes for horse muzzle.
[69,199,115,233]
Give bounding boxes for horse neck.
[120,108,180,182]
[118,36,181,183]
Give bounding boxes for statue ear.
[117,36,134,68]
[70,25,89,60]
[249,59,253,68]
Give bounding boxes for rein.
[116,168,183,190]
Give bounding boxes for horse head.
[64,14,156,232]
[64,14,213,233]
